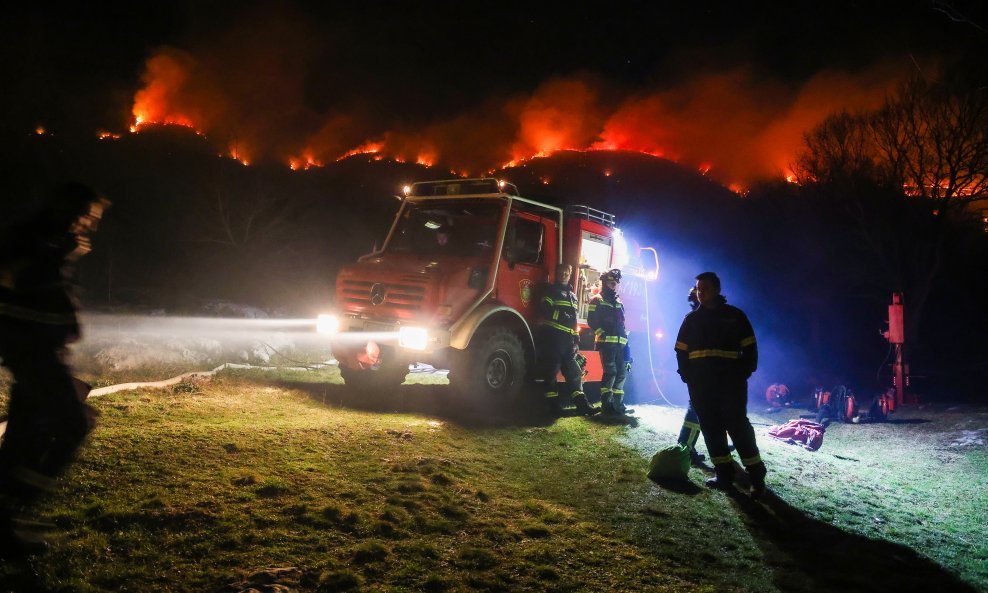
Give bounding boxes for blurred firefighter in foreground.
[538,264,596,415]
[588,269,632,415]
[675,272,767,497]
[0,183,110,556]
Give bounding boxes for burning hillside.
[117,42,914,191]
[73,0,937,193]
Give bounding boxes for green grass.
[623,404,988,592]
[0,368,9,418]
[0,369,985,592]
[749,406,988,580]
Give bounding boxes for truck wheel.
[451,328,527,404]
[340,361,409,394]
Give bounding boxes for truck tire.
[340,361,409,394]
[450,327,527,404]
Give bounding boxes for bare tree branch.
[931,1,988,33]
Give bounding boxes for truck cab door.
[495,212,556,324]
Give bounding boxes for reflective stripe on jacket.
[587,291,627,344]
[539,283,578,335]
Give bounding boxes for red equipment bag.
[768,419,826,451]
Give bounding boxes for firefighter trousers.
[677,403,702,450]
[598,342,627,405]
[537,328,583,401]
[0,321,95,511]
[687,376,764,479]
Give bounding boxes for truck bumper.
[330,317,451,369]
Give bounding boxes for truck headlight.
[398,326,428,350]
[316,314,340,334]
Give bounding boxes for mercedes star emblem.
[370,283,386,306]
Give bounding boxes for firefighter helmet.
[601,269,622,284]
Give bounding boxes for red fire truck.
[320,178,660,403]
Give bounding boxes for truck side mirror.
[640,247,659,281]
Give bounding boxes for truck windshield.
[387,200,503,258]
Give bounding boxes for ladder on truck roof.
[565,205,616,228]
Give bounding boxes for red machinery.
[884,292,913,409]
[765,383,791,408]
[813,386,857,423]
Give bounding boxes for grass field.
[0,365,985,592]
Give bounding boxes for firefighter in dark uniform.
[0,183,109,555]
[588,269,630,415]
[675,272,767,496]
[538,263,595,415]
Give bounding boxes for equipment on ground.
[647,444,691,482]
[765,383,791,408]
[865,389,894,422]
[813,384,857,423]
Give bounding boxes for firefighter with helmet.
[538,263,596,415]
[588,268,631,415]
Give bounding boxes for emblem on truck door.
[370,283,386,306]
[519,278,533,307]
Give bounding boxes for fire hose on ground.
[0,338,336,440]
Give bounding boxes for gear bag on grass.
[647,444,691,482]
[767,419,825,451]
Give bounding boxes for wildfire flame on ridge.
[121,45,915,194]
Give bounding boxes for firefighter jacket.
[539,282,578,335]
[0,225,81,344]
[587,289,627,345]
[675,300,757,383]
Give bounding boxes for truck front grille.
[340,275,429,313]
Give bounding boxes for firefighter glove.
[575,353,589,377]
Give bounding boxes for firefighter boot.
[0,517,49,558]
[611,393,633,416]
[704,465,735,490]
[747,462,768,499]
[572,392,598,416]
[689,449,707,467]
[543,393,565,416]
[0,497,48,558]
[599,391,614,415]
[611,392,624,414]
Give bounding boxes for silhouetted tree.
[793,73,988,361]
[793,110,876,186]
[871,75,988,213]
